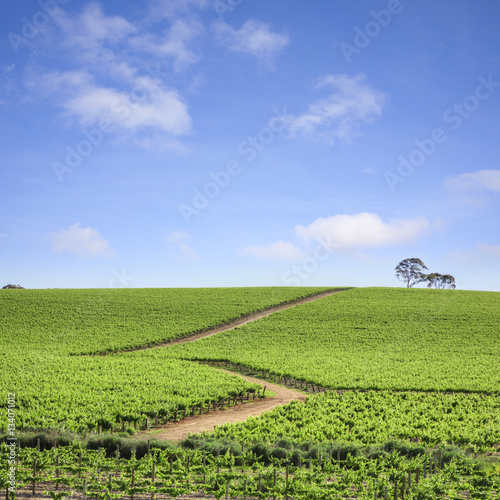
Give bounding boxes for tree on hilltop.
[426,273,456,289]
[395,258,429,288]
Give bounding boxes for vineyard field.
[2,442,498,500]
[0,287,334,355]
[169,288,500,393]
[2,286,499,498]
[0,287,336,433]
[209,390,500,453]
[2,353,260,433]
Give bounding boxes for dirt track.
[134,290,344,442]
[138,370,306,442]
[148,289,343,348]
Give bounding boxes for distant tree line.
[2,284,24,289]
[395,258,456,289]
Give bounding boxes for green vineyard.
[0,287,334,434]
[1,286,499,498]
[3,442,498,500]
[169,288,500,392]
[210,390,500,453]
[0,287,333,354]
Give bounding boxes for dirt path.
[131,289,344,351]
[137,370,307,442]
[132,289,344,442]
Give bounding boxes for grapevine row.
[3,444,497,499]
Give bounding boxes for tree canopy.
[426,273,456,289]
[395,259,456,289]
[395,258,429,288]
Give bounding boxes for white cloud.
[166,231,199,262]
[296,213,430,251]
[52,223,115,259]
[40,70,192,137]
[55,3,203,73]
[130,19,202,71]
[38,70,91,92]
[149,0,209,20]
[240,213,430,263]
[30,2,195,145]
[240,241,304,262]
[213,19,288,65]
[445,170,500,194]
[56,2,136,50]
[287,74,385,144]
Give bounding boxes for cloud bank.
[240,213,431,261]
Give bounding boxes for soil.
[132,290,345,442]
[129,289,344,350]
[136,370,307,442]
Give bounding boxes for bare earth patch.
[132,291,345,442]
[131,289,343,350]
[137,370,306,442]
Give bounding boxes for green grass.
[3,443,496,499]
[3,285,499,453]
[6,352,260,433]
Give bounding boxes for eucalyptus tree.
[395,258,428,288]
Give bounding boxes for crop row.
[0,287,335,433]
[169,288,500,393]
[2,443,497,499]
[1,354,260,433]
[0,287,334,355]
[209,390,500,453]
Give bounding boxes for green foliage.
[1,354,260,432]
[0,287,333,355]
[426,273,456,289]
[2,283,499,492]
[395,258,429,288]
[2,444,497,499]
[0,287,333,432]
[205,391,500,452]
[170,288,500,392]
[43,490,72,500]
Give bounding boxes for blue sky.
[1,0,500,290]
